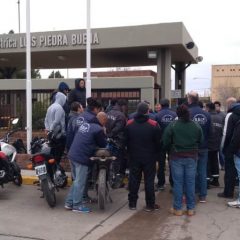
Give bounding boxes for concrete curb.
[21,170,72,186]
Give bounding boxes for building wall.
[212,64,240,104]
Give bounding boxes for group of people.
[44,78,240,216]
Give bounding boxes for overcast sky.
[1,0,240,93]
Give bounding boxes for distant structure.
[212,64,240,109]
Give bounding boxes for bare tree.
[212,85,240,111]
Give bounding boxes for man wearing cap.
[155,98,177,190]
[187,91,211,203]
[125,102,161,212]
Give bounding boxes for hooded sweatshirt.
[68,78,86,108]
[222,103,240,154]
[45,92,66,138]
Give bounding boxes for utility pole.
[17,0,21,33]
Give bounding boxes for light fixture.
[186,42,195,49]
[147,50,157,59]
[0,57,9,62]
[196,56,203,63]
[57,55,66,61]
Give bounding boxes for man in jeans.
[227,118,240,207]
[65,112,107,213]
[187,91,211,203]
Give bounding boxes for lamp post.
[86,0,91,98]
[26,0,32,153]
[17,0,21,33]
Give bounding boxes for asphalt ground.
[1,170,240,240]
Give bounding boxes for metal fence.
[0,88,141,129]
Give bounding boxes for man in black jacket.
[125,102,161,212]
[218,101,240,198]
[205,102,224,187]
[68,78,86,109]
[106,99,127,187]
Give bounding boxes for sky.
[1,0,240,94]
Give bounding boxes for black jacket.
[125,114,161,161]
[223,103,240,155]
[208,111,224,151]
[68,79,86,108]
[106,105,126,144]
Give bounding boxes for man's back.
[125,114,161,159]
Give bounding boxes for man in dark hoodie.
[125,102,161,212]
[187,91,211,203]
[66,102,84,151]
[106,99,127,187]
[218,98,239,199]
[205,102,224,187]
[68,78,86,109]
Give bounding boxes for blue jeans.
[234,155,240,201]
[170,158,196,210]
[65,161,88,208]
[196,150,208,198]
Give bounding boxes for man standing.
[68,78,86,109]
[65,112,107,213]
[125,102,161,211]
[106,99,127,187]
[44,92,67,163]
[155,98,177,190]
[218,98,239,199]
[205,102,224,187]
[187,91,211,203]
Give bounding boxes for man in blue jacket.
[155,98,177,190]
[65,112,107,213]
[187,91,211,203]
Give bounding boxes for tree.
[212,85,240,111]
[48,70,64,78]
[0,68,41,79]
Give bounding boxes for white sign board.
[171,90,182,99]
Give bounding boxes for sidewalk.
[99,183,240,240]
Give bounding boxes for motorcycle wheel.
[12,162,22,186]
[41,177,56,208]
[13,173,22,186]
[98,168,107,210]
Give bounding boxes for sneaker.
[199,197,206,203]
[187,209,195,216]
[227,199,240,208]
[144,204,160,212]
[217,192,233,199]
[169,208,183,216]
[129,202,137,210]
[82,196,97,204]
[72,205,91,213]
[64,204,72,210]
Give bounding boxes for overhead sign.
[171,89,182,99]
[0,32,100,49]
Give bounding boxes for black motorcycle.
[29,137,68,207]
[90,148,116,210]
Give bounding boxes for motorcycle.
[0,118,23,187]
[90,148,116,210]
[28,137,68,207]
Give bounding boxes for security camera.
[186,42,195,49]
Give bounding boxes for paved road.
[1,173,240,240]
[0,183,144,240]
[99,185,240,240]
